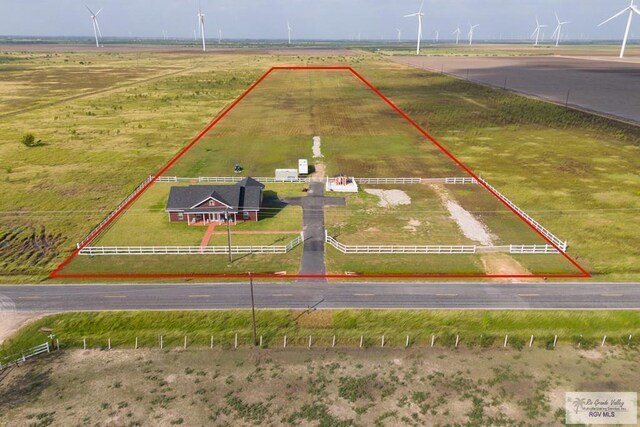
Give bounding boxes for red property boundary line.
[51,66,590,280]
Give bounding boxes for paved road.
[1,282,639,311]
[283,182,345,277]
[391,55,640,125]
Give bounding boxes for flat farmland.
[390,55,640,125]
[1,47,638,281]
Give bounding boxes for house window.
[178,212,184,220]
[208,200,215,206]
[243,211,250,220]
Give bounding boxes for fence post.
[308,336,312,349]
[259,336,263,348]
[135,337,138,350]
[405,335,410,348]
[455,335,459,348]
[56,339,59,351]
[504,335,508,348]
[553,335,558,348]
[210,336,214,349]
[332,335,336,348]
[431,335,435,347]
[601,335,607,347]
[284,335,287,348]
[529,335,534,348]
[108,338,111,350]
[381,335,385,348]
[628,335,632,346]
[184,336,187,349]
[83,338,86,350]
[359,336,363,348]
[234,333,238,349]
[46,342,50,353]
[160,336,163,350]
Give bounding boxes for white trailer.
[298,159,309,175]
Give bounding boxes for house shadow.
[259,190,289,220]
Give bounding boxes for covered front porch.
[186,212,237,226]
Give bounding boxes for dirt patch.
[312,135,323,158]
[431,184,495,245]
[1,347,638,426]
[403,218,422,233]
[481,253,532,278]
[364,189,411,208]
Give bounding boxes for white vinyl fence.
[325,233,477,254]
[77,175,154,249]
[508,245,560,254]
[155,176,310,183]
[79,233,304,256]
[0,342,50,371]
[478,178,568,252]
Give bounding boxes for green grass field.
[2,310,639,358]
[1,47,638,281]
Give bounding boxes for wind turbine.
[531,16,548,46]
[197,5,206,52]
[468,22,479,45]
[551,12,570,47]
[433,29,439,43]
[404,0,425,55]
[287,21,292,45]
[598,0,640,58]
[396,28,402,42]
[85,6,103,48]
[453,25,462,44]
[218,29,222,44]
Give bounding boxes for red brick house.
[166,177,265,225]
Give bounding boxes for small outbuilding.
[166,177,265,225]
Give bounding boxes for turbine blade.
[95,8,102,17]
[631,5,640,15]
[404,13,419,17]
[85,5,95,15]
[419,0,425,13]
[530,27,538,39]
[95,19,102,38]
[598,8,629,26]
[551,25,559,38]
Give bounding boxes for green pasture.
[2,310,639,357]
[163,69,464,178]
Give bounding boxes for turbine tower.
[598,0,640,58]
[287,21,292,45]
[552,12,570,47]
[197,5,206,52]
[218,29,222,44]
[531,16,548,46]
[453,25,462,44]
[396,28,402,42]
[404,0,425,55]
[85,6,103,48]
[468,22,479,45]
[433,29,439,43]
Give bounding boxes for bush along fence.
[79,233,304,256]
[325,232,559,255]
[41,333,636,353]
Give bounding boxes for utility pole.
[226,207,232,262]
[249,273,257,347]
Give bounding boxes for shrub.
[21,133,45,147]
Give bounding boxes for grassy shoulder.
[2,310,639,359]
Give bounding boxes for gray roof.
[166,178,264,212]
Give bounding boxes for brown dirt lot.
[1,346,638,426]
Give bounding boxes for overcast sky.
[0,0,637,41]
